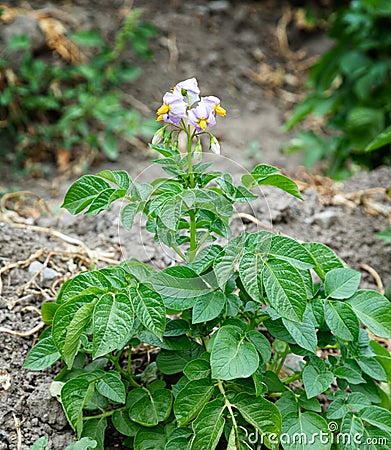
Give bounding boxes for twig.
[232,212,272,231]
[12,413,23,450]
[0,321,45,337]
[167,32,178,71]
[360,263,384,295]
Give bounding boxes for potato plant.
[26,79,391,450]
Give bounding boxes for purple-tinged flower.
[188,103,216,132]
[200,96,226,117]
[156,91,187,125]
[173,77,200,106]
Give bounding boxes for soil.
[0,1,390,449]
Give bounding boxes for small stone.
[208,1,230,13]
[309,210,340,228]
[28,261,59,281]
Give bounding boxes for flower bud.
[210,135,220,155]
[151,126,167,145]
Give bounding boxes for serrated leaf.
[92,292,134,358]
[23,336,61,370]
[191,397,226,450]
[97,170,131,190]
[324,300,359,341]
[130,284,165,339]
[282,412,331,450]
[324,268,361,299]
[62,175,112,215]
[96,371,126,403]
[174,378,214,425]
[233,392,282,437]
[192,291,226,324]
[263,259,307,322]
[210,325,259,380]
[360,406,391,433]
[127,388,172,426]
[348,290,391,339]
[80,419,106,450]
[302,365,334,398]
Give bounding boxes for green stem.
[172,245,186,261]
[189,210,197,262]
[83,405,127,421]
[196,231,210,251]
[273,342,290,375]
[281,372,302,385]
[107,354,140,388]
[217,380,240,445]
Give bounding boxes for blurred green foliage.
[284,0,391,178]
[0,10,157,172]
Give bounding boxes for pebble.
[28,261,59,281]
[308,210,340,228]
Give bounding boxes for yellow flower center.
[157,103,170,116]
[198,118,208,130]
[215,104,226,117]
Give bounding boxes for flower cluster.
[156,78,226,153]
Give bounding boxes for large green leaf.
[127,387,172,427]
[183,359,211,381]
[282,412,332,450]
[92,292,134,358]
[269,236,314,269]
[156,344,204,375]
[339,412,364,450]
[283,315,317,353]
[62,175,111,214]
[191,397,226,450]
[263,259,307,322]
[57,271,111,304]
[232,392,282,437]
[302,365,334,398]
[134,425,166,450]
[213,234,247,288]
[360,406,391,433]
[246,330,272,363]
[174,378,214,426]
[333,366,366,385]
[129,284,165,339]
[239,250,266,302]
[97,170,131,190]
[53,296,96,368]
[357,357,387,382]
[348,290,391,338]
[81,418,106,450]
[96,371,126,403]
[324,300,359,341]
[210,325,259,380]
[324,268,361,299]
[192,291,226,324]
[302,242,344,279]
[121,203,139,230]
[23,336,61,370]
[112,410,140,437]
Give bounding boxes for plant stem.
[273,342,290,375]
[172,245,186,261]
[217,380,240,445]
[189,210,197,262]
[281,372,302,385]
[107,354,140,387]
[83,405,127,421]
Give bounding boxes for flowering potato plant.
[25,79,391,450]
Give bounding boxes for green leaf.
[23,336,61,370]
[191,397,226,450]
[174,378,214,426]
[334,366,366,385]
[148,266,210,303]
[127,387,172,426]
[302,242,344,280]
[210,325,259,380]
[81,419,106,450]
[324,268,361,299]
[213,234,246,288]
[282,412,332,450]
[112,410,140,436]
[61,375,98,437]
[121,203,139,230]
[29,436,50,450]
[57,271,110,304]
[130,284,165,339]
[92,292,134,358]
[239,251,266,302]
[357,357,387,382]
[233,392,282,437]
[324,300,359,341]
[348,290,391,339]
[192,291,226,324]
[53,298,95,368]
[269,236,314,270]
[133,426,166,450]
[377,228,391,244]
[97,170,131,190]
[361,427,391,450]
[263,259,307,322]
[183,358,211,380]
[71,30,104,47]
[138,330,193,351]
[282,313,317,353]
[156,345,204,375]
[85,188,125,216]
[62,175,111,215]
[96,371,126,403]
[254,174,303,200]
[360,406,391,433]
[41,302,59,324]
[302,365,334,398]
[339,412,364,450]
[245,330,272,363]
